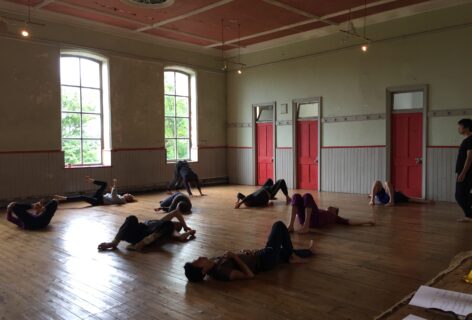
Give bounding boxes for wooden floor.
[1,185,471,320]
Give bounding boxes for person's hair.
[458,119,472,131]
[124,194,135,202]
[177,201,191,213]
[184,262,205,282]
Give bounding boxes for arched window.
[164,68,197,162]
[60,52,110,166]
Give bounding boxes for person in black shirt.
[6,199,58,230]
[234,178,291,209]
[455,119,472,222]
[167,161,205,197]
[183,221,315,282]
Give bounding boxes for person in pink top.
[288,193,375,233]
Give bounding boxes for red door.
[297,120,318,190]
[391,112,422,197]
[256,122,273,185]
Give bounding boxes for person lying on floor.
[288,193,375,234]
[234,178,291,209]
[167,160,205,197]
[6,199,59,230]
[54,177,134,206]
[368,180,431,206]
[155,192,192,214]
[183,221,314,282]
[97,209,196,252]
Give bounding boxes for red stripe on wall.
[112,147,165,152]
[321,145,385,149]
[427,146,459,148]
[0,150,62,154]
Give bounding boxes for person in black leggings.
[6,199,59,230]
[154,192,192,214]
[55,176,134,206]
[97,209,196,252]
[167,161,205,197]
[234,178,291,209]
[184,221,315,282]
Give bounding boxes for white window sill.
[64,165,112,169]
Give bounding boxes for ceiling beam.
[135,0,235,32]
[35,0,56,9]
[206,0,397,48]
[262,0,337,26]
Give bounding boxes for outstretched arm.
[226,251,255,280]
[160,209,192,231]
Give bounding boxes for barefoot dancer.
[235,178,291,209]
[155,192,192,214]
[167,160,205,197]
[6,199,59,230]
[288,193,374,234]
[183,221,314,282]
[98,209,196,252]
[55,177,134,206]
[368,180,431,207]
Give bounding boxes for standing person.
[183,221,314,282]
[154,192,192,214]
[167,161,205,197]
[234,178,291,209]
[288,193,375,233]
[54,177,134,206]
[6,199,59,230]
[455,119,472,222]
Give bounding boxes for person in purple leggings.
[288,193,375,234]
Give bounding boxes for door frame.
[386,84,428,199]
[292,97,322,190]
[252,101,276,186]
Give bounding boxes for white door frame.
[291,97,322,191]
[252,101,276,186]
[386,84,428,199]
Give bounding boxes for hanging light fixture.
[220,19,227,71]
[361,0,368,52]
[20,0,31,37]
[237,23,243,74]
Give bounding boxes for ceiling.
[0,0,460,52]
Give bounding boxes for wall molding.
[428,108,472,117]
[227,122,252,128]
[276,120,293,126]
[322,113,386,123]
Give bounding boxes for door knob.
[415,157,423,164]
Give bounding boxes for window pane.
[82,140,101,164]
[82,88,101,113]
[80,58,100,88]
[63,139,81,165]
[166,139,176,161]
[61,86,80,112]
[177,139,189,159]
[60,57,80,86]
[165,118,176,138]
[82,114,102,139]
[176,118,189,138]
[62,113,81,138]
[165,95,175,116]
[175,72,189,96]
[176,97,189,117]
[164,71,175,95]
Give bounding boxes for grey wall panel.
[276,148,294,189]
[321,147,386,194]
[227,148,254,185]
[427,147,457,202]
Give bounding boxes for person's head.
[176,201,191,213]
[290,193,303,208]
[123,193,135,202]
[184,256,213,282]
[458,119,472,135]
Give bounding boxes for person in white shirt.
[54,176,134,206]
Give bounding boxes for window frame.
[164,69,193,163]
[60,54,105,167]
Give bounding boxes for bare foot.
[85,176,94,182]
[286,196,292,205]
[308,240,315,254]
[369,201,374,206]
[200,193,206,197]
[385,202,394,207]
[289,255,309,264]
[234,201,242,209]
[54,195,66,201]
[457,217,472,223]
[268,202,274,207]
[154,208,163,212]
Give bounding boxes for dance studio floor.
[1,185,471,320]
